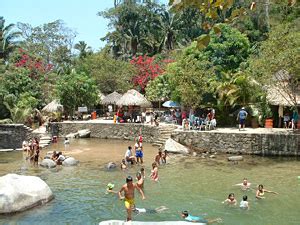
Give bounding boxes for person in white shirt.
[124,146,135,165]
[239,195,250,210]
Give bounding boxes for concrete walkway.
[58,118,297,135]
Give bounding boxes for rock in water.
[40,159,56,168]
[0,174,54,214]
[62,157,79,166]
[107,162,117,170]
[164,138,189,154]
[78,129,91,138]
[228,156,244,161]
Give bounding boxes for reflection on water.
[0,138,299,225]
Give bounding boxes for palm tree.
[0,17,21,61]
[74,41,92,59]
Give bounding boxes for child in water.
[239,195,250,210]
[106,183,117,194]
[150,162,158,181]
[222,193,237,205]
[181,210,222,224]
[120,159,127,170]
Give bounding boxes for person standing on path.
[237,107,248,131]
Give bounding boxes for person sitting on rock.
[55,152,65,165]
[125,146,135,165]
[51,151,58,161]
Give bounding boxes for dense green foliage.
[76,51,136,94]
[0,0,299,126]
[55,71,98,115]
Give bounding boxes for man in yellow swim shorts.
[119,176,145,221]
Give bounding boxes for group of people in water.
[109,141,279,224]
[22,137,40,166]
[105,133,173,222]
[22,136,70,166]
[220,178,279,213]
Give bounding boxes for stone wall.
[49,122,300,156]
[50,122,160,143]
[171,130,300,156]
[0,124,32,150]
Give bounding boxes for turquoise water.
[0,139,299,225]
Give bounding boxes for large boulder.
[164,138,189,154]
[78,129,91,138]
[62,157,79,166]
[40,159,56,168]
[0,174,54,214]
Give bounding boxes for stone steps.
[152,125,178,149]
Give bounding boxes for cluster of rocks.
[40,151,79,168]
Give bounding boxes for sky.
[2,0,169,51]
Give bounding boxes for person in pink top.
[150,162,159,181]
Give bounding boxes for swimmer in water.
[181,210,222,224]
[239,195,250,210]
[106,183,117,194]
[222,193,237,205]
[120,159,127,170]
[256,184,278,199]
[234,178,251,190]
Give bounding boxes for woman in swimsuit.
[256,184,278,199]
[222,193,237,205]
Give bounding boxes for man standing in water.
[119,176,145,221]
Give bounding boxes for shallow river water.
[0,138,299,225]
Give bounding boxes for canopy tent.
[162,100,181,108]
[116,89,152,107]
[101,91,122,105]
[42,100,63,113]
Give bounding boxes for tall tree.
[0,17,21,62]
[75,51,136,94]
[74,41,92,59]
[17,20,76,70]
[55,71,98,116]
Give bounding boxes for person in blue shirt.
[237,107,248,131]
[181,210,222,224]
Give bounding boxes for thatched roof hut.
[116,89,152,107]
[101,91,122,105]
[267,86,300,106]
[42,100,63,113]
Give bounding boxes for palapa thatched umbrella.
[101,91,122,105]
[42,100,63,113]
[116,89,152,107]
[266,86,300,106]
